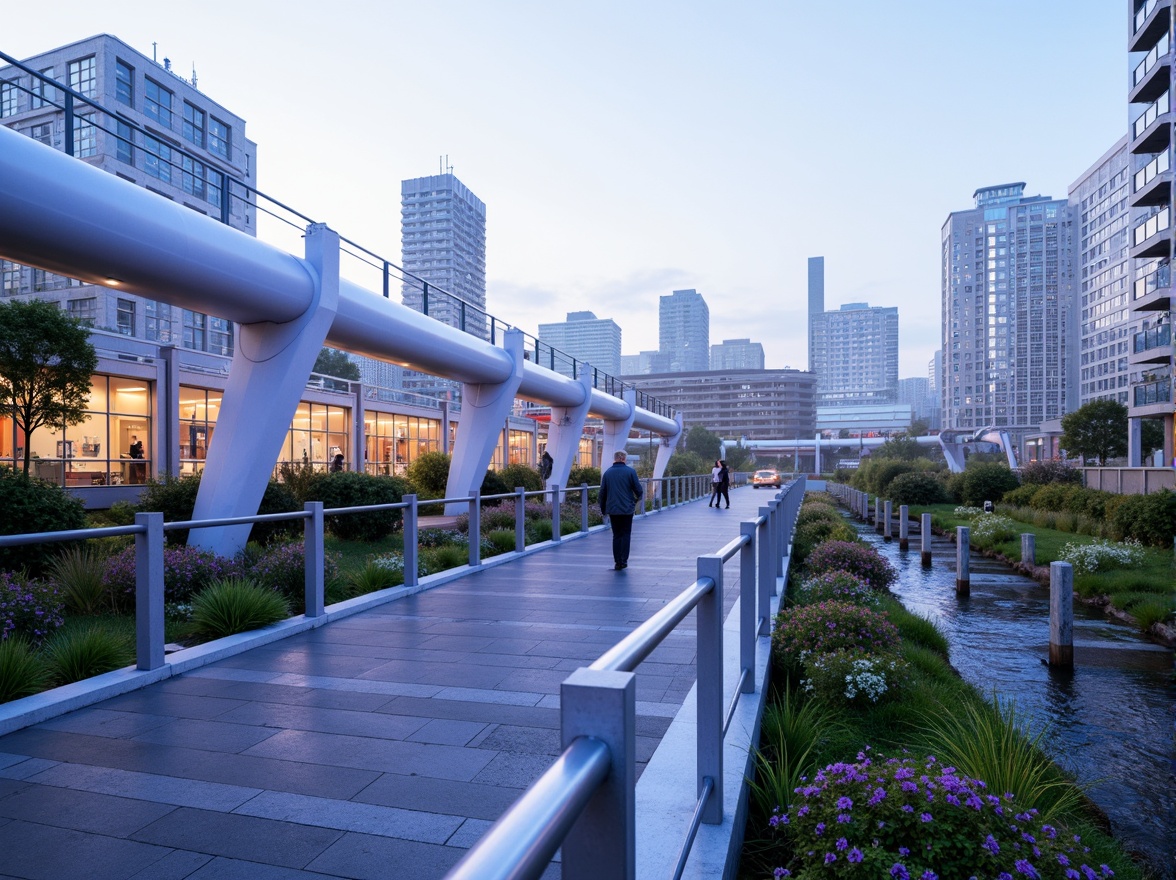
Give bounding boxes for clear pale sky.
[6,1,1126,377]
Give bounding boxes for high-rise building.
[400,172,487,340]
[0,35,256,354]
[897,376,938,429]
[1126,0,1175,466]
[809,303,899,407]
[941,183,1075,444]
[537,310,621,377]
[1071,136,1137,408]
[928,350,943,429]
[658,288,709,372]
[807,257,824,372]
[710,338,765,370]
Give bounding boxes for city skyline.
[4,1,1124,376]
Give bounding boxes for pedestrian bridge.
[0,481,804,880]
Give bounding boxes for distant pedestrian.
[716,460,730,509]
[708,459,723,507]
[599,450,643,570]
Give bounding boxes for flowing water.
[852,518,1175,878]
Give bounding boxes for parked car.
[752,469,781,489]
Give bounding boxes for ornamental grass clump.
[804,541,897,591]
[47,545,110,615]
[42,623,134,685]
[791,571,880,608]
[0,571,64,644]
[190,577,290,638]
[0,637,52,703]
[769,752,1115,880]
[1058,538,1144,575]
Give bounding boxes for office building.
[0,34,256,354]
[1126,0,1175,465]
[897,376,938,429]
[400,171,488,340]
[658,288,709,372]
[537,310,621,377]
[809,303,899,407]
[623,368,815,441]
[807,256,824,371]
[941,183,1075,445]
[710,338,765,371]
[1071,136,1137,408]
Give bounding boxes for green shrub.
[47,545,109,615]
[0,637,52,703]
[104,545,241,608]
[958,462,1020,507]
[1131,597,1175,631]
[1031,482,1084,513]
[498,463,543,492]
[867,459,917,498]
[480,507,518,531]
[802,649,908,706]
[251,479,302,545]
[106,500,138,526]
[251,541,340,602]
[789,571,878,608]
[0,466,88,574]
[1019,459,1083,486]
[276,458,318,503]
[190,577,290,638]
[791,519,858,568]
[406,451,450,498]
[773,601,900,669]
[970,513,1018,546]
[480,469,510,503]
[1000,483,1041,508]
[1109,489,1176,547]
[886,471,948,506]
[136,473,300,545]
[486,529,517,554]
[795,501,842,527]
[43,623,134,685]
[944,470,966,503]
[345,560,402,596]
[305,471,409,541]
[804,540,897,590]
[529,519,554,543]
[423,545,468,572]
[0,571,64,644]
[568,465,601,502]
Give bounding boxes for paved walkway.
[0,487,775,880]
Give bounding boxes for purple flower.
[890,865,910,880]
[773,870,791,879]
[814,822,825,836]
[920,873,938,880]
[848,848,863,863]
[1014,860,1038,878]
[824,852,837,864]
[983,835,1001,854]
[919,812,933,823]
[836,796,854,810]
[835,837,848,851]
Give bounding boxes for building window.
[67,56,96,98]
[115,119,133,164]
[1,261,21,295]
[281,402,350,471]
[115,60,133,107]
[363,412,440,475]
[208,116,230,159]
[144,135,172,183]
[28,122,52,146]
[182,102,204,147]
[75,113,96,158]
[31,68,56,109]
[33,269,81,292]
[116,299,135,336]
[179,386,220,474]
[208,317,233,356]
[145,301,172,343]
[181,155,206,200]
[206,168,223,210]
[0,80,16,117]
[182,310,206,350]
[66,297,98,326]
[144,78,173,127]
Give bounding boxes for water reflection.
[853,520,1175,878]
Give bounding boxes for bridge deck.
[0,488,770,880]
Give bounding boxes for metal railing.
[0,50,675,422]
[445,477,807,880]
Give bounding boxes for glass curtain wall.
[363,412,440,475]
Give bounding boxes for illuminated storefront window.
[363,411,440,475]
[0,375,151,486]
[280,402,350,470]
[179,386,221,474]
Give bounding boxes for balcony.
[1131,323,1172,364]
[1131,206,1172,258]
[1132,375,1172,412]
[1130,90,1172,153]
[1132,150,1172,206]
[1134,261,1173,310]
[1130,0,1171,53]
[1130,30,1171,104]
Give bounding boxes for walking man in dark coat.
[599,450,643,570]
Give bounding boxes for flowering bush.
[252,542,340,600]
[970,514,1018,546]
[805,541,897,591]
[954,506,984,518]
[769,752,1115,880]
[417,528,467,548]
[1058,538,1144,575]
[773,601,900,663]
[371,551,433,578]
[0,571,64,644]
[802,651,908,706]
[105,545,241,607]
[791,571,879,608]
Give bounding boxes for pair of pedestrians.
[708,459,730,508]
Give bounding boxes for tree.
[1141,418,1166,461]
[906,418,930,438]
[312,347,360,381]
[1060,399,1128,465]
[0,299,98,475]
[684,425,722,460]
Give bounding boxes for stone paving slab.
[0,489,769,879]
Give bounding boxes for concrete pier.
[1049,561,1074,668]
[920,513,932,566]
[955,526,970,595]
[898,504,908,550]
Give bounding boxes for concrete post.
[303,502,324,618]
[696,554,724,825]
[1021,533,1036,567]
[921,513,932,566]
[955,526,970,596]
[134,512,165,671]
[874,497,883,532]
[883,500,893,542]
[404,495,419,586]
[759,506,774,600]
[1049,562,1074,668]
[898,504,909,550]
[740,521,756,693]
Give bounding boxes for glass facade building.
[658,289,710,373]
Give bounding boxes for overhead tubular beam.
[0,127,675,435]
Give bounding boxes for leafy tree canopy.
[313,347,360,381]
[0,299,97,474]
[1141,418,1166,459]
[872,435,926,461]
[1060,399,1128,465]
[684,424,722,460]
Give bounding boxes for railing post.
[581,483,589,533]
[740,522,756,693]
[515,487,526,553]
[134,512,165,671]
[1048,561,1074,668]
[898,505,909,550]
[551,483,561,542]
[774,498,784,579]
[758,507,774,602]
[921,512,933,566]
[561,667,637,880]
[303,502,324,617]
[696,554,724,824]
[1021,532,1036,567]
[468,492,481,566]
[404,495,419,587]
[883,500,893,542]
[956,526,970,596]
